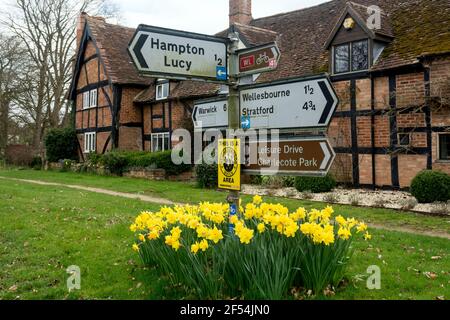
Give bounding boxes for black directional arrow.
[133,34,149,69]
[318,80,334,125]
[192,106,198,122]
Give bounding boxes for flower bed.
[130,196,371,299]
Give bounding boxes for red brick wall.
[229,0,252,25]
[396,72,425,108]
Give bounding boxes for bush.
[195,163,218,189]
[30,156,43,170]
[410,170,450,203]
[44,128,78,163]
[131,196,371,299]
[102,152,128,175]
[294,175,336,193]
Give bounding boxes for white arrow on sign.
[192,99,229,130]
[239,75,339,130]
[128,25,228,82]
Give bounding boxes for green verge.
[0,168,449,235]
[0,177,448,300]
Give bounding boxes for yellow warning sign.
[218,139,241,191]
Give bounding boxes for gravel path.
[0,176,175,206]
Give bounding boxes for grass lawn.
[0,168,449,300]
[1,168,449,235]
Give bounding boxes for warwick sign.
[128,25,228,82]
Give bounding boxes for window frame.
[333,39,370,75]
[83,91,90,109]
[437,133,450,161]
[84,132,96,153]
[155,81,169,101]
[89,89,98,108]
[151,132,170,152]
[397,133,411,147]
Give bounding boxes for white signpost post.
[192,98,229,130]
[128,25,229,82]
[239,75,338,130]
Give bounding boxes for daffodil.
[364,232,372,240]
[199,239,209,251]
[132,243,139,252]
[338,228,352,240]
[191,242,200,254]
[208,226,223,244]
[253,195,263,205]
[257,223,266,234]
[138,234,146,242]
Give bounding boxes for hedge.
[294,174,336,193]
[410,170,450,203]
[44,128,78,162]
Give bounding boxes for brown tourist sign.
[243,137,336,176]
[237,42,280,77]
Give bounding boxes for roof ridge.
[86,15,136,32]
[251,0,336,22]
[234,22,278,34]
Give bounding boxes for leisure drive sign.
[239,75,339,130]
[192,98,229,130]
[243,137,336,176]
[129,25,228,82]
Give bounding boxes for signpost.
[192,98,228,130]
[128,23,338,236]
[128,25,228,82]
[243,137,336,176]
[239,75,338,130]
[237,42,281,77]
[218,138,241,191]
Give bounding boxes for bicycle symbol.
[256,52,270,65]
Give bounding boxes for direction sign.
[237,42,280,77]
[192,98,228,130]
[243,137,336,176]
[239,75,339,130]
[129,25,228,82]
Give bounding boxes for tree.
[1,0,120,152]
[0,34,24,156]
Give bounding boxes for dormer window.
[333,40,368,74]
[156,80,169,101]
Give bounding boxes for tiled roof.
[78,0,450,103]
[85,16,152,85]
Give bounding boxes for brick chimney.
[229,0,252,26]
[76,12,88,46]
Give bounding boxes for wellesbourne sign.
[129,25,228,82]
[239,75,339,130]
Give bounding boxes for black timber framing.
[112,85,122,149]
[389,74,400,189]
[424,68,433,169]
[350,79,359,187]
[370,75,376,189]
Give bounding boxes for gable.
[332,14,370,46]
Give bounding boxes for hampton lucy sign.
[243,137,336,176]
[239,75,339,130]
[129,25,228,82]
[192,98,229,130]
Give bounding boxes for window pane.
[334,44,350,73]
[152,135,158,152]
[352,40,369,71]
[439,135,450,160]
[163,83,169,98]
[156,85,162,100]
[164,134,170,151]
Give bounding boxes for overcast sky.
[113,0,329,34]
